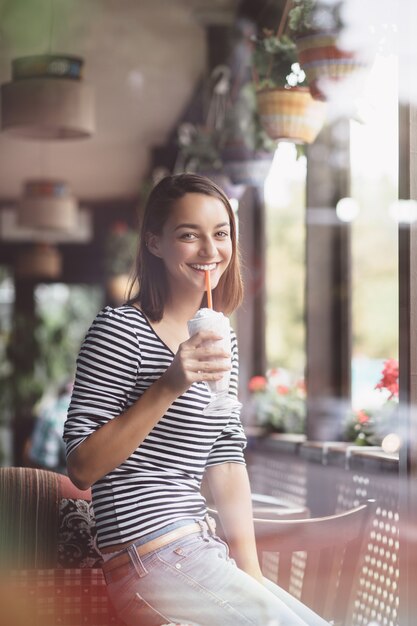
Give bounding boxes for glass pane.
[265,143,306,375]
[350,52,399,415]
[261,145,307,435]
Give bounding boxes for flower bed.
[248,368,306,434]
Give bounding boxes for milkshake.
[188,308,242,416]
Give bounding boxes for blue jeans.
[104,519,331,626]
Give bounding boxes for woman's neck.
[163,291,204,325]
[150,301,200,355]
[144,291,203,355]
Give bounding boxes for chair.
[0,467,122,626]
[0,467,199,626]
[254,499,376,626]
[0,467,373,626]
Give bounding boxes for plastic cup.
[187,308,231,394]
[188,308,241,416]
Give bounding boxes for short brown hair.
[128,173,243,321]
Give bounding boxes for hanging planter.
[251,27,326,145]
[295,33,368,101]
[288,1,370,101]
[222,151,274,186]
[174,68,231,178]
[223,157,272,187]
[220,82,276,187]
[256,86,326,144]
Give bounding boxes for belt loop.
[204,514,217,536]
[198,519,209,538]
[127,543,149,578]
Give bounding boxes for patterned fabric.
[58,498,102,568]
[64,305,247,550]
[0,467,59,568]
[0,569,124,626]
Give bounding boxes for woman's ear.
[146,232,162,258]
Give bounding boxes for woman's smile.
[188,262,218,272]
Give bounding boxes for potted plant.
[173,64,233,187]
[174,122,223,176]
[344,359,399,448]
[103,221,137,305]
[219,82,277,187]
[252,29,326,144]
[174,60,273,191]
[248,368,306,435]
[288,0,370,101]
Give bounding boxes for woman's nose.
[199,237,217,257]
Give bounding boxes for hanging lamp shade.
[18,179,78,231]
[1,54,94,139]
[15,243,62,279]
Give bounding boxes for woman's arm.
[205,462,263,583]
[67,329,229,490]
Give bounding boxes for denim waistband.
[134,518,205,547]
[100,517,207,560]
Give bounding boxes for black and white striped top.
[63,305,246,549]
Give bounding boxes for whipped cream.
[192,307,225,321]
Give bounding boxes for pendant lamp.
[1,54,94,139]
[18,179,78,231]
[15,243,62,279]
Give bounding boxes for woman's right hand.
[162,330,231,395]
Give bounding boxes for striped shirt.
[63,305,247,549]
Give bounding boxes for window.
[264,143,306,376]
[350,49,399,411]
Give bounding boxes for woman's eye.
[180,232,197,240]
[216,230,229,238]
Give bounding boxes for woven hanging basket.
[256,87,326,144]
[295,33,368,101]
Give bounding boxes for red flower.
[277,385,290,395]
[268,368,280,377]
[248,376,267,392]
[356,409,370,424]
[375,358,399,399]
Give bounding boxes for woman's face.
[147,192,233,298]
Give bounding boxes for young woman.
[64,174,329,626]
